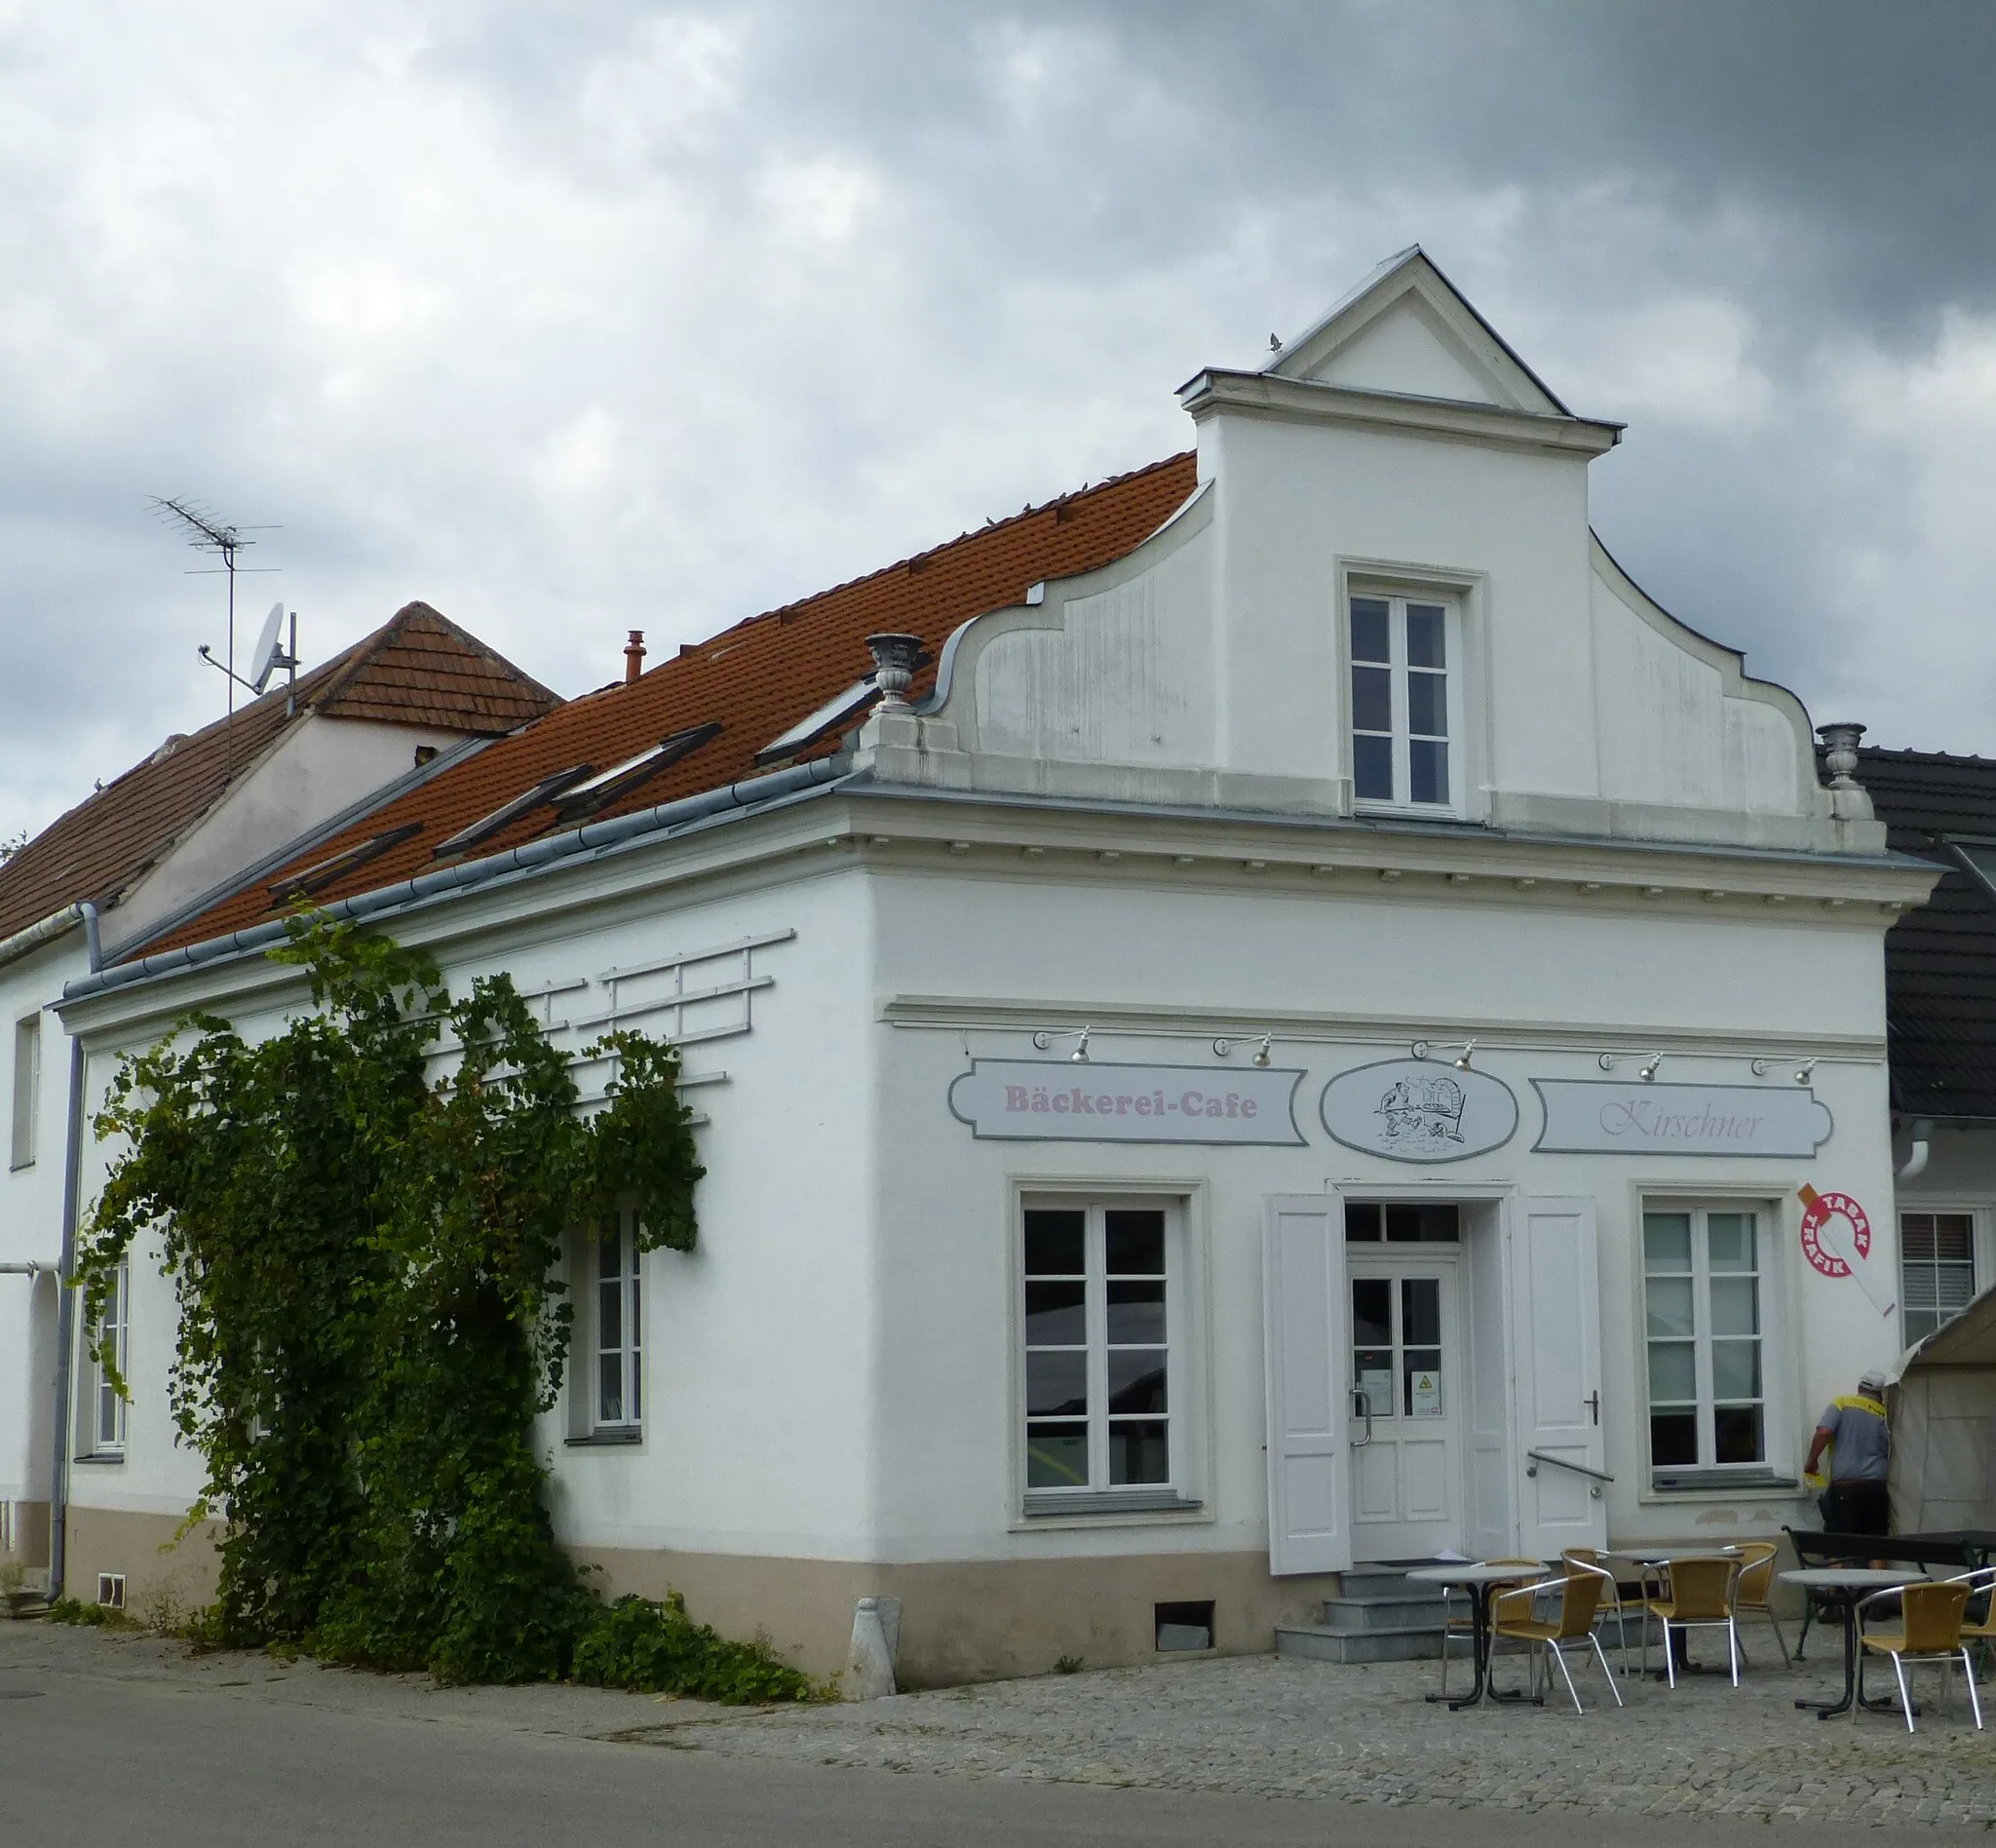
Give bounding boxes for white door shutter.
[1511,1197,1609,1556]
[1263,1196,1352,1575]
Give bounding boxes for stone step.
[1276,1622,1446,1665]
[1320,1592,1450,1632]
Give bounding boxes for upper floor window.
[10,1014,39,1171]
[1900,1212,1976,1345]
[1349,593,1462,814]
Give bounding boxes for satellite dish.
[250,602,288,692]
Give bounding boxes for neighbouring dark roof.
[1854,747,1996,1121]
[0,602,559,944]
[140,454,1199,956]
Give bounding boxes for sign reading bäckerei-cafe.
[950,1058,1835,1161]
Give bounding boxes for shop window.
[1900,1212,1976,1345]
[1349,592,1463,815]
[10,1014,39,1171]
[1021,1200,1179,1504]
[592,1206,643,1436]
[1642,1208,1766,1476]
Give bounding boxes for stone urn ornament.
[1816,721,1865,789]
[865,633,924,711]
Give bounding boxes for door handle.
[1352,1388,1374,1446]
[1586,1390,1600,1426]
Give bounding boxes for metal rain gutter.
[63,756,852,1005]
[0,903,84,974]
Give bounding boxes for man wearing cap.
[1804,1372,1891,1535]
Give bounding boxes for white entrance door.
[1349,1253,1462,1560]
[1511,1197,1609,1556]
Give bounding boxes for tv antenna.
[150,496,282,772]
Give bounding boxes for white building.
[0,604,557,1585]
[42,251,1938,1682]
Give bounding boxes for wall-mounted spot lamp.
[1453,1040,1476,1072]
[1639,1053,1664,1083]
[1032,1026,1093,1061]
[1252,1032,1274,1068]
[1795,1058,1819,1085]
[1072,1027,1092,1063]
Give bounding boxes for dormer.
[857,250,1880,858]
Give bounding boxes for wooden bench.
[1784,1528,1984,1659]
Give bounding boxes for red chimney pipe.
[625,629,646,683]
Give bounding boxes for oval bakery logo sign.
[1320,1059,1518,1164]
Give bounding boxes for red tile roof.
[139,454,1198,956]
[0,602,559,945]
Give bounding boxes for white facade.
[44,250,1940,1680]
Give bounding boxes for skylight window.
[753,679,880,766]
[432,766,598,859]
[550,723,721,820]
[269,824,424,906]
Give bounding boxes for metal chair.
[1641,1555,1742,1688]
[1439,1559,1543,1700]
[1942,1563,1996,1678]
[1489,1561,1624,1714]
[1857,1579,1982,1734]
[1561,1546,1631,1674]
[1731,1540,1789,1667]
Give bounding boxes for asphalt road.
[0,1642,1940,1847]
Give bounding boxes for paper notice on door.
[1409,1369,1442,1417]
[1358,1367,1395,1414]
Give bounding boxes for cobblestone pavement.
[9,1619,1996,1829]
[636,1645,1996,1829]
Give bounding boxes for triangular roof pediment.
[1266,247,1569,416]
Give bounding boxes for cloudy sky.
[4,0,1995,840]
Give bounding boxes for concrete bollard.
[845,1596,897,1699]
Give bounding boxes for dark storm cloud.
[3,0,1995,840]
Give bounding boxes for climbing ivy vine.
[70,918,784,1690]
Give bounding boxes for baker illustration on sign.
[1378,1072,1465,1152]
[1797,1185,1895,1316]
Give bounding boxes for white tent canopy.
[1887,1285,1996,1532]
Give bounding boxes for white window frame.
[1017,1194,1193,1516]
[89,1258,129,1455]
[1640,1201,1780,1484]
[587,1205,643,1438]
[11,1013,39,1171]
[1347,589,1467,818]
[1899,1205,1983,1346]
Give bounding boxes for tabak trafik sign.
[947,1060,1306,1144]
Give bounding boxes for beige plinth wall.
[63,1506,224,1617]
[584,1545,1341,1686]
[60,1506,1333,1685]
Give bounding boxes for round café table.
[1406,1561,1550,1710]
[1779,1567,1924,1719]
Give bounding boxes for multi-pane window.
[1901,1212,1976,1345]
[10,1014,39,1171]
[1644,1208,1764,1471]
[1350,594,1457,810]
[1022,1202,1172,1494]
[93,1259,129,1451]
[595,1211,642,1431]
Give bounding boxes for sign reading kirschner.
[947,1060,1306,1144]
[1531,1080,1833,1158]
